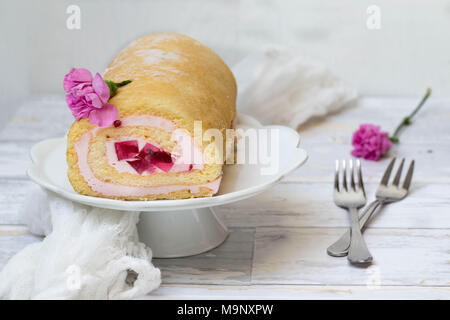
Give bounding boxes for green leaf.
[105,80,118,98]
[104,79,132,100]
[389,136,399,144]
[117,80,132,87]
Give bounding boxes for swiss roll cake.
[66,33,237,200]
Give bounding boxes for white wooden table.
[0,95,449,299]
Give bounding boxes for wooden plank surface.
[1,225,448,292]
[2,179,450,229]
[145,285,450,300]
[252,227,450,286]
[0,95,449,299]
[154,228,255,285]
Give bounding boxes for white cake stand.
[27,114,308,258]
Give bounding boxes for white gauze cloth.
[0,186,161,299]
[0,45,355,300]
[232,45,357,128]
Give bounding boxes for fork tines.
[381,158,415,190]
[335,159,365,194]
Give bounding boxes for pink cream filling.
[74,115,221,197]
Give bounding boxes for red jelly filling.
[114,140,174,174]
[114,140,139,161]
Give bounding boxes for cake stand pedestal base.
[137,207,229,258]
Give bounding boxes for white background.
[1,0,450,126]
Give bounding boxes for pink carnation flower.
[63,68,117,127]
[351,124,392,161]
[63,68,93,92]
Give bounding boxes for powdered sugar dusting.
[159,66,182,74]
[103,34,192,80]
[148,70,167,77]
[135,49,180,65]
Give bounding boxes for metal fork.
[333,159,372,264]
[327,158,415,257]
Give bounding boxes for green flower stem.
[116,80,132,87]
[389,88,432,144]
[105,79,133,99]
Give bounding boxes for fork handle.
[327,200,381,257]
[347,207,373,264]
